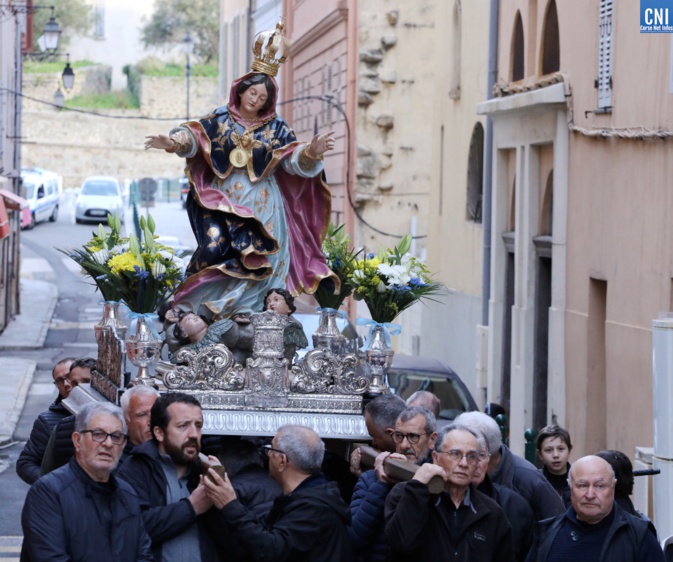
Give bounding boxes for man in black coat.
[16,357,75,484]
[20,401,152,561]
[456,411,565,521]
[384,424,516,562]
[203,424,354,562]
[118,392,229,561]
[526,455,664,562]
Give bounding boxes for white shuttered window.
[598,0,613,109]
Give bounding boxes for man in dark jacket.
[119,392,228,561]
[384,424,515,562]
[16,357,75,484]
[20,401,152,561]
[456,411,565,521]
[474,433,534,561]
[349,405,436,562]
[40,383,160,475]
[203,424,354,562]
[526,455,663,562]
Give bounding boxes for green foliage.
[135,56,218,77]
[349,237,444,324]
[32,0,91,52]
[59,213,187,313]
[314,223,362,310]
[24,60,94,73]
[140,0,219,63]
[123,64,141,107]
[65,91,139,109]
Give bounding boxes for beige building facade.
[480,0,673,458]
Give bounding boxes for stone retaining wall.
[21,67,220,188]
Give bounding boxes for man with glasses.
[119,392,229,561]
[201,424,354,561]
[21,402,152,561]
[16,357,76,484]
[385,423,516,561]
[390,405,437,465]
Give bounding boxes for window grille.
[597,0,613,109]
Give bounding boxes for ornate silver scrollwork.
[164,344,245,391]
[290,348,369,395]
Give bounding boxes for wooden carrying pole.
[356,444,445,494]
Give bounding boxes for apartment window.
[466,122,484,223]
[541,0,560,74]
[597,0,613,109]
[511,12,525,82]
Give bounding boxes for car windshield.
[388,368,475,421]
[81,181,119,196]
[21,181,36,199]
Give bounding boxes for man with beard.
[119,392,228,561]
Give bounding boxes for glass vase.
[125,315,162,387]
[364,324,393,395]
[94,301,127,343]
[312,308,347,355]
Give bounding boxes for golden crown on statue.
[251,18,290,77]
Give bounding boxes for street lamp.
[53,87,64,108]
[38,7,61,53]
[182,32,194,121]
[61,53,75,92]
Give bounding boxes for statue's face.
[265,291,290,315]
[239,83,268,116]
[179,313,208,340]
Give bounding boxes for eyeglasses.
[262,444,286,458]
[81,429,127,446]
[53,375,71,387]
[437,449,480,465]
[390,431,428,445]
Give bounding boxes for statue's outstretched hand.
[307,131,335,158]
[144,134,173,151]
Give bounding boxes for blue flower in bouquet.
[348,235,443,324]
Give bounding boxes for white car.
[20,168,62,229]
[75,176,124,224]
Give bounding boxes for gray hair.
[364,394,407,433]
[119,385,160,418]
[397,406,437,434]
[276,425,325,473]
[75,402,126,435]
[454,411,502,455]
[406,391,440,418]
[434,423,481,453]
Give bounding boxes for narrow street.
[0,195,193,555]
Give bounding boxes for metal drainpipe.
[481,0,499,326]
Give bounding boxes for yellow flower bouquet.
[59,213,186,313]
[349,235,442,324]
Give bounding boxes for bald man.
[526,455,663,562]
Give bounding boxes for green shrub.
[135,56,218,77]
[24,60,95,73]
[65,91,139,109]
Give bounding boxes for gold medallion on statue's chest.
[229,147,250,167]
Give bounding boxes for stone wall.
[21,67,220,188]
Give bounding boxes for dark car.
[295,312,477,421]
[386,355,478,421]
